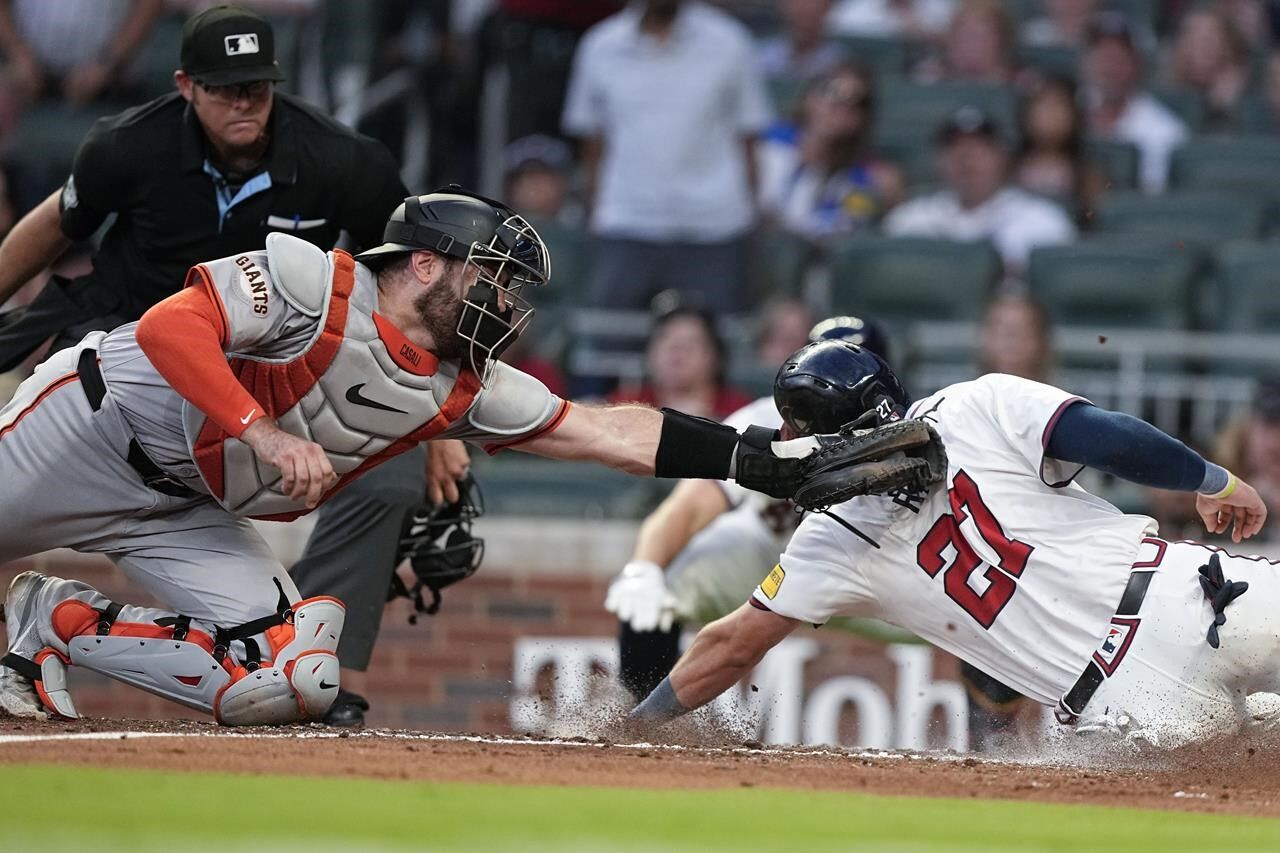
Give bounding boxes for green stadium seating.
[470,455,662,519]
[1093,190,1267,242]
[755,227,815,298]
[1085,138,1140,190]
[873,80,1019,151]
[1212,241,1280,333]
[1027,239,1202,329]
[766,75,809,118]
[1150,87,1207,131]
[828,237,1001,329]
[530,221,592,307]
[1169,136,1280,205]
[1019,43,1079,80]
[1226,92,1275,133]
[832,35,915,76]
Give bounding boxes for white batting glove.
[604,560,678,633]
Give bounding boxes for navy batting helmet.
[774,341,910,436]
[808,315,891,363]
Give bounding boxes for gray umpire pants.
[289,445,426,671]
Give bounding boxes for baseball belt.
[77,347,199,499]
[1054,565,1155,725]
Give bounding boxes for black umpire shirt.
[0,91,407,369]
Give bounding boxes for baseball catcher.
[0,187,816,726]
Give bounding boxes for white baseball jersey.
[717,397,801,537]
[754,374,1157,705]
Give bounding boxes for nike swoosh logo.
[239,408,257,425]
[345,383,407,414]
[319,680,338,690]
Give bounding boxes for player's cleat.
[322,688,369,727]
[0,571,77,719]
[0,661,45,718]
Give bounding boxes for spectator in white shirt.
[883,106,1077,277]
[757,0,847,82]
[1081,12,1188,193]
[829,0,955,40]
[1021,0,1100,49]
[561,0,772,317]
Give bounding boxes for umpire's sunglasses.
[196,79,273,105]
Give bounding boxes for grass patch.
[2,763,1278,852]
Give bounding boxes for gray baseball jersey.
[97,232,565,519]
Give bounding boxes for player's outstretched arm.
[1046,402,1268,540]
[1196,476,1268,544]
[631,602,799,723]
[515,403,806,496]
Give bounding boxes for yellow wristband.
[1207,472,1238,501]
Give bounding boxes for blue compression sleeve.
[1044,402,1209,492]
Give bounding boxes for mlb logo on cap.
[181,5,285,86]
[224,33,260,56]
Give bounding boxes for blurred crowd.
[4,0,1280,536]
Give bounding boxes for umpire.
[0,5,436,727]
[0,5,406,364]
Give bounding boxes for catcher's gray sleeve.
[437,361,565,450]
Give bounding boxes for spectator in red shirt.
[609,305,752,420]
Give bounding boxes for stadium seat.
[1093,190,1267,242]
[1212,241,1280,333]
[1084,138,1140,190]
[755,227,816,298]
[766,75,809,117]
[1227,92,1275,134]
[531,222,592,308]
[1150,87,1207,131]
[1169,136,1280,204]
[832,35,914,76]
[873,80,1019,151]
[1027,239,1202,329]
[827,237,1001,329]
[1018,44,1079,80]
[470,455,660,519]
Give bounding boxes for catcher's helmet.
[355,187,550,383]
[774,340,910,436]
[390,475,485,621]
[808,315,891,363]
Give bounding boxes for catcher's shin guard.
[54,596,345,725]
[0,649,78,719]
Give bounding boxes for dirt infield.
[3,717,1280,817]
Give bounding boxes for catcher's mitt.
[388,474,485,623]
[791,420,947,512]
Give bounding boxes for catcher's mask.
[390,475,485,621]
[774,340,910,436]
[355,187,550,384]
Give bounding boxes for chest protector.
[182,240,481,520]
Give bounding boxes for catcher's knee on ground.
[17,595,346,725]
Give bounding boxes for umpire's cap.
[181,5,285,85]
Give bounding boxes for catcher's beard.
[415,273,468,360]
